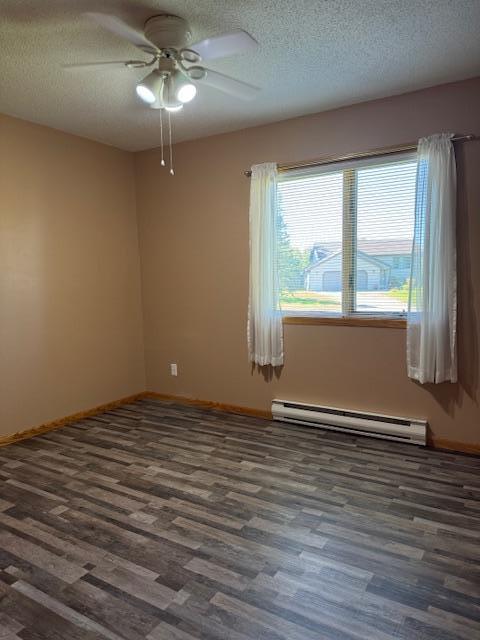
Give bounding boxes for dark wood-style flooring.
[0,397,479,640]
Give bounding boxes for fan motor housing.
[144,15,191,50]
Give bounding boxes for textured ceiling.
[1,0,480,151]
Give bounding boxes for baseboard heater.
[272,399,427,446]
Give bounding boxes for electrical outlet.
[170,363,178,376]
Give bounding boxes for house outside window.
[276,153,418,318]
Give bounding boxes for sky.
[278,160,417,251]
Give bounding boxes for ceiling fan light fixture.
[136,70,162,104]
[177,83,197,103]
[148,96,183,112]
[161,76,184,111]
[165,104,184,113]
[136,85,156,104]
[168,70,197,104]
[77,13,260,115]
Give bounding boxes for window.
[276,153,417,319]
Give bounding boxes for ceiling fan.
[65,12,260,112]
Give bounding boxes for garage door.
[357,270,368,290]
[323,270,341,291]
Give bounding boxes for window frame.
[276,152,417,328]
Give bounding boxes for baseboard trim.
[143,391,272,420]
[428,437,480,455]
[146,394,479,455]
[1,390,478,456]
[0,393,146,448]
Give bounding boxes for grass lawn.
[280,289,410,313]
[387,287,409,303]
[280,291,340,311]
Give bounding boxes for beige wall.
[1,78,479,447]
[0,114,145,437]
[135,77,480,447]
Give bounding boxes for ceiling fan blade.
[84,12,155,51]
[197,69,259,100]
[62,60,142,70]
[189,29,257,60]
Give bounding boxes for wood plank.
[0,396,478,640]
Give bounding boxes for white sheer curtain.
[247,162,284,366]
[407,133,457,383]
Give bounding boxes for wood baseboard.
[146,394,479,455]
[428,437,480,455]
[1,389,477,457]
[0,393,146,448]
[143,391,272,420]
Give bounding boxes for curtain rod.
[243,134,475,177]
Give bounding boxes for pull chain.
[167,109,174,176]
[159,108,165,167]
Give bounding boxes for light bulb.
[136,70,162,104]
[136,85,156,104]
[177,82,197,103]
[167,70,197,104]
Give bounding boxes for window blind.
[276,153,417,317]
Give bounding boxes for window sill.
[282,315,406,329]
